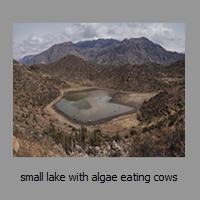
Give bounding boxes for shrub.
[124,135,129,139]
[71,127,77,132]
[130,129,137,136]
[114,132,121,142]
[89,130,101,146]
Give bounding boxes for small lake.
[55,89,134,124]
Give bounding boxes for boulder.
[13,135,20,154]
[111,141,117,150]
[75,145,85,153]
[94,146,100,154]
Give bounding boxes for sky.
[13,23,185,60]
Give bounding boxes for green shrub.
[89,131,101,146]
[115,132,121,142]
[142,127,148,133]
[130,129,137,136]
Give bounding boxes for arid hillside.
[37,55,185,93]
[13,57,185,157]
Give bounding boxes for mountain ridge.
[19,37,185,66]
[36,54,185,93]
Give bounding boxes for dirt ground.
[111,91,156,108]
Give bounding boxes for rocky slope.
[37,55,185,93]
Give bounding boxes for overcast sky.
[13,23,185,60]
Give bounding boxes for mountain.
[19,37,185,66]
[18,54,35,64]
[93,37,185,66]
[20,39,120,66]
[75,38,120,49]
[23,42,82,65]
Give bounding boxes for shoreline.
[50,87,150,127]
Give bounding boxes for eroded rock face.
[13,135,20,154]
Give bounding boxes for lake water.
[55,89,134,123]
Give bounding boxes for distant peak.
[140,36,149,40]
[51,41,74,47]
[122,37,151,43]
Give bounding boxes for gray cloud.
[60,23,100,42]
[13,34,58,60]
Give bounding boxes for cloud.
[13,34,58,60]
[60,23,102,42]
[146,24,185,52]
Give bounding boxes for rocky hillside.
[37,55,185,93]
[13,60,70,108]
[37,55,105,87]
[19,37,184,66]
